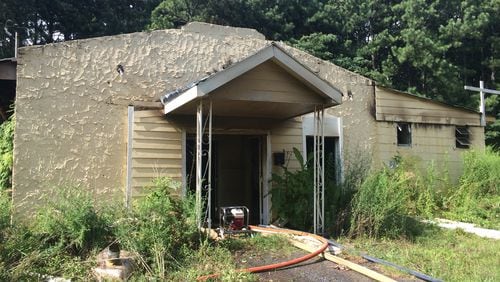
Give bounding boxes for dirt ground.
[234,248,416,282]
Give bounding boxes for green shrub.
[0,188,111,280]
[445,148,500,228]
[328,150,371,235]
[33,188,113,256]
[0,116,14,190]
[349,157,435,238]
[0,190,10,233]
[270,148,315,231]
[271,148,370,235]
[115,177,200,278]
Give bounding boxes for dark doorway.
[186,134,263,225]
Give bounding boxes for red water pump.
[219,206,250,237]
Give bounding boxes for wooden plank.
[133,130,181,141]
[133,122,180,133]
[376,97,477,114]
[132,170,182,178]
[376,113,480,126]
[376,87,478,114]
[134,116,169,123]
[132,167,181,174]
[133,139,181,150]
[134,110,164,118]
[289,239,397,282]
[132,158,183,168]
[376,105,478,119]
[132,176,182,186]
[132,148,182,159]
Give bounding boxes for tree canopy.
[1,0,499,146]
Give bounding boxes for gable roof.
[161,43,343,119]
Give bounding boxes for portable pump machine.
[218,206,250,237]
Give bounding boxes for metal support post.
[195,99,213,230]
[313,106,325,235]
[207,101,213,230]
[196,101,203,229]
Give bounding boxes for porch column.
[195,99,213,229]
[313,106,325,235]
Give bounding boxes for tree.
[0,0,161,58]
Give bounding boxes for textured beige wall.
[13,22,373,214]
[13,22,484,215]
[13,24,268,214]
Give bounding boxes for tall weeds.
[445,149,500,228]
[0,116,13,191]
[349,157,441,238]
[115,177,200,278]
[270,148,371,235]
[1,188,112,280]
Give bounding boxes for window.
[397,123,411,146]
[306,136,338,183]
[455,126,470,149]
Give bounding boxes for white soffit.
[163,43,343,115]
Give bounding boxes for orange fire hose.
[196,225,329,281]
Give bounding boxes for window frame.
[396,122,412,147]
[455,126,471,149]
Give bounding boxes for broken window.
[397,123,411,146]
[455,126,470,149]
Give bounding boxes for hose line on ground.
[196,225,329,281]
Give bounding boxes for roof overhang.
[161,43,342,119]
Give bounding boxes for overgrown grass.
[115,177,200,279]
[0,188,112,280]
[0,178,262,280]
[0,116,14,190]
[271,148,370,235]
[444,149,500,229]
[349,157,438,238]
[341,226,500,281]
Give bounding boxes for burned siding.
[373,87,485,181]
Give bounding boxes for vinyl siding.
[374,121,484,181]
[130,110,183,198]
[270,118,304,173]
[375,86,481,126]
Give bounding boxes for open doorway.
[186,134,263,225]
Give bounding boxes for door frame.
[182,130,270,225]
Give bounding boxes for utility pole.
[464,80,500,126]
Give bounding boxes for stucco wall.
[13,24,268,214]
[13,22,483,215]
[13,22,374,214]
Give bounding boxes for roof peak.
[181,22,265,40]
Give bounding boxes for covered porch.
[160,43,342,234]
